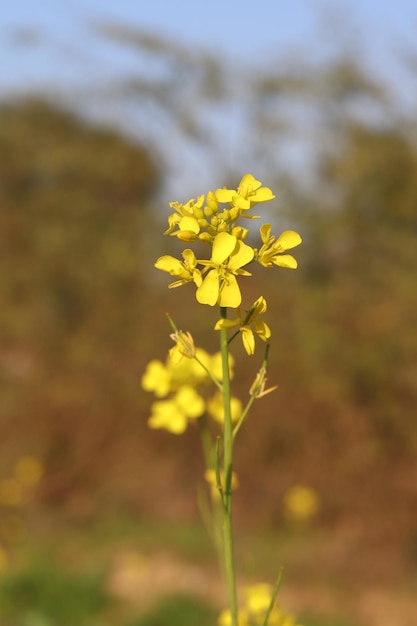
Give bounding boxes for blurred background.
[1,1,417,625]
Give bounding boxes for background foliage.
[1,30,417,623]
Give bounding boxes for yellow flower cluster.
[218,583,303,626]
[155,173,302,313]
[141,346,241,434]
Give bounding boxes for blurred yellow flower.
[283,485,320,522]
[148,385,205,434]
[141,359,172,398]
[14,455,44,486]
[207,392,242,424]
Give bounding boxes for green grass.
[127,594,217,626]
[0,559,107,626]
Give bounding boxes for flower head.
[154,249,202,288]
[216,173,275,213]
[148,385,205,434]
[256,224,302,269]
[196,232,254,307]
[214,296,271,355]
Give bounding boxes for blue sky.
[2,0,417,94]
[2,1,417,196]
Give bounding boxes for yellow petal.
[154,255,183,274]
[211,232,238,264]
[260,223,272,244]
[241,327,255,355]
[215,188,235,203]
[196,270,219,306]
[227,240,254,270]
[179,216,200,233]
[218,274,242,308]
[238,173,261,193]
[252,187,275,202]
[276,230,302,250]
[272,254,298,269]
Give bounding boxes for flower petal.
[196,270,219,306]
[272,254,298,269]
[275,230,302,251]
[241,327,255,355]
[154,255,183,274]
[227,240,254,270]
[219,274,242,308]
[211,232,238,264]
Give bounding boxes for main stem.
[220,306,238,626]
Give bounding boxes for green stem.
[219,306,238,626]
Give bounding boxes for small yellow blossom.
[283,485,320,523]
[169,330,196,362]
[155,249,202,288]
[249,366,278,398]
[218,608,249,626]
[148,386,205,434]
[164,195,205,240]
[216,173,275,212]
[141,359,172,398]
[215,296,271,355]
[207,392,242,424]
[256,224,302,269]
[14,456,44,486]
[197,232,254,307]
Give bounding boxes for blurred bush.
[0,48,416,572]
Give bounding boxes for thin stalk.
[219,306,238,626]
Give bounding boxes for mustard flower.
[164,195,205,241]
[154,249,202,288]
[256,224,302,269]
[216,173,275,212]
[214,296,271,355]
[207,392,242,424]
[147,385,205,434]
[169,330,196,362]
[283,485,320,522]
[196,232,254,307]
[141,359,172,398]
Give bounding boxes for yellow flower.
[256,224,302,269]
[215,296,271,355]
[141,359,172,398]
[164,195,205,241]
[207,392,242,424]
[196,232,254,307]
[244,583,273,614]
[14,456,44,487]
[154,249,202,288]
[283,485,320,522]
[169,330,196,362]
[216,173,275,212]
[148,386,205,434]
